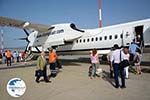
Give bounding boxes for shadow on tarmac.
[59,59,82,66]
[141,68,150,73]
[102,71,116,88]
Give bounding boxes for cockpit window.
[70,23,85,33]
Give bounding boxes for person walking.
[129,40,140,62]
[5,50,12,66]
[49,48,57,77]
[90,49,99,78]
[35,52,50,83]
[110,44,126,88]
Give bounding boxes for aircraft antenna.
[98,0,102,28]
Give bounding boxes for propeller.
[23,29,41,53]
[18,29,40,53]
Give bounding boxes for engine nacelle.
[43,23,84,48]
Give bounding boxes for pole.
[98,0,102,28]
[0,28,4,53]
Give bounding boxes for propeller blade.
[16,37,30,43]
[17,37,27,40]
[23,29,29,36]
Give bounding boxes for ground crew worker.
[5,50,12,66]
[49,48,57,77]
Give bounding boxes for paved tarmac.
[0,60,150,100]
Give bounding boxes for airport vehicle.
[0,17,150,59]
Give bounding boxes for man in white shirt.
[110,44,126,89]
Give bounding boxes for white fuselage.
[29,19,150,55]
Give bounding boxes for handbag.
[35,70,44,77]
[119,60,130,68]
[119,50,130,68]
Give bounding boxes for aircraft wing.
[0,16,54,32]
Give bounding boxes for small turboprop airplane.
[0,16,150,59]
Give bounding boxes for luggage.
[35,70,44,77]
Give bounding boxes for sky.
[0,0,150,48]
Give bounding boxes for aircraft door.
[134,25,144,47]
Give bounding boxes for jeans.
[113,63,125,87]
[49,63,57,77]
[6,57,11,66]
[91,63,97,77]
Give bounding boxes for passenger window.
[76,40,78,43]
[87,38,90,42]
[83,39,86,43]
[115,35,118,39]
[95,37,98,41]
[91,38,94,42]
[99,37,102,41]
[80,39,82,43]
[109,35,112,40]
[104,36,107,40]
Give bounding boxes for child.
[90,49,99,78]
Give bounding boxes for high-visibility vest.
[49,52,57,63]
[6,51,12,58]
